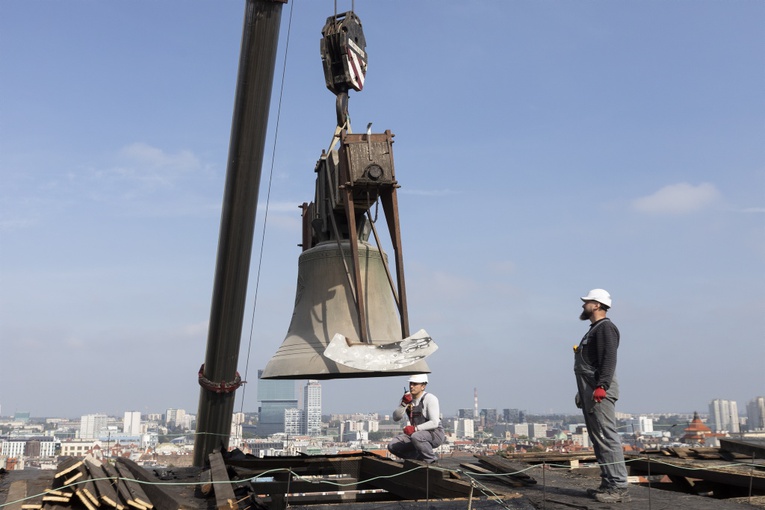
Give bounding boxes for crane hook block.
[320,11,367,95]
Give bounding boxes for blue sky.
[1,1,763,421]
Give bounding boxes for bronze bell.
[262,129,436,379]
[261,240,431,379]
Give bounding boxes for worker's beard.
[579,309,592,321]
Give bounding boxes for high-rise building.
[747,397,765,431]
[502,408,524,424]
[257,370,298,436]
[285,408,305,436]
[709,399,740,433]
[165,408,187,428]
[480,408,498,427]
[79,414,108,439]
[304,380,322,436]
[453,418,475,438]
[123,411,141,436]
[458,408,475,419]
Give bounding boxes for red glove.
[593,387,607,403]
[403,425,416,436]
[401,393,413,405]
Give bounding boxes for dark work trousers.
[388,427,445,463]
[574,346,628,488]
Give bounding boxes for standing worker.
[387,374,445,464]
[574,289,631,503]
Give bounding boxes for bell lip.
[259,366,432,380]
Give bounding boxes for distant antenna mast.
[474,387,478,420]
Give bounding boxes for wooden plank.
[474,455,537,486]
[459,462,529,489]
[209,451,237,510]
[102,461,138,510]
[86,460,122,509]
[629,458,765,492]
[249,478,359,495]
[720,438,765,459]
[76,489,99,510]
[498,451,596,463]
[67,462,102,509]
[226,453,364,477]
[358,456,473,500]
[55,458,85,480]
[197,469,212,497]
[115,457,183,510]
[114,461,153,509]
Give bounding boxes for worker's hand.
[593,387,607,403]
[401,392,413,406]
[403,425,415,436]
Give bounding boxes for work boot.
[585,479,610,497]
[594,487,631,503]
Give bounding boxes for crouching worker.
[387,374,445,464]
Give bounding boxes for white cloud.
[118,142,201,173]
[93,142,204,193]
[632,182,721,214]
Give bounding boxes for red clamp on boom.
[198,364,244,393]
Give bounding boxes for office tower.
[165,408,187,428]
[284,408,305,436]
[639,416,654,434]
[747,397,765,431]
[458,408,474,419]
[453,418,475,438]
[79,414,108,439]
[256,369,298,436]
[480,408,498,427]
[709,399,740,433]
[503,409,521,423]
[304,380,322,436]
[123,411,141,435]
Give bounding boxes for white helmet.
[408,374,429,384]
[580,289,612,308]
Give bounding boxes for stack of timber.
[626,444,765,499]
[209,449,479,507]
[497,450,597,466]
[458,455,537,489]
[14,457,182,510]
[646,446,755,461]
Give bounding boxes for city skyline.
[4,393,765,423]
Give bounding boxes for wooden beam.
[358,457,472,500]
[720,438,765,459]
[114,461,153,509]
[115,457,183,510]
[474,455,537,486]
[102,461,137,510]
[209,451,237,510]
[85,460,122,509]
[629,458,765,493]
[249,478,358,495]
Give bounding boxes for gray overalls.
[574,319,628,488]
[387,393,445,464]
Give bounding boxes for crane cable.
[237,0,296,417]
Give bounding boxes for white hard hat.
[580,289,612,308]
[408,374,429,384]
